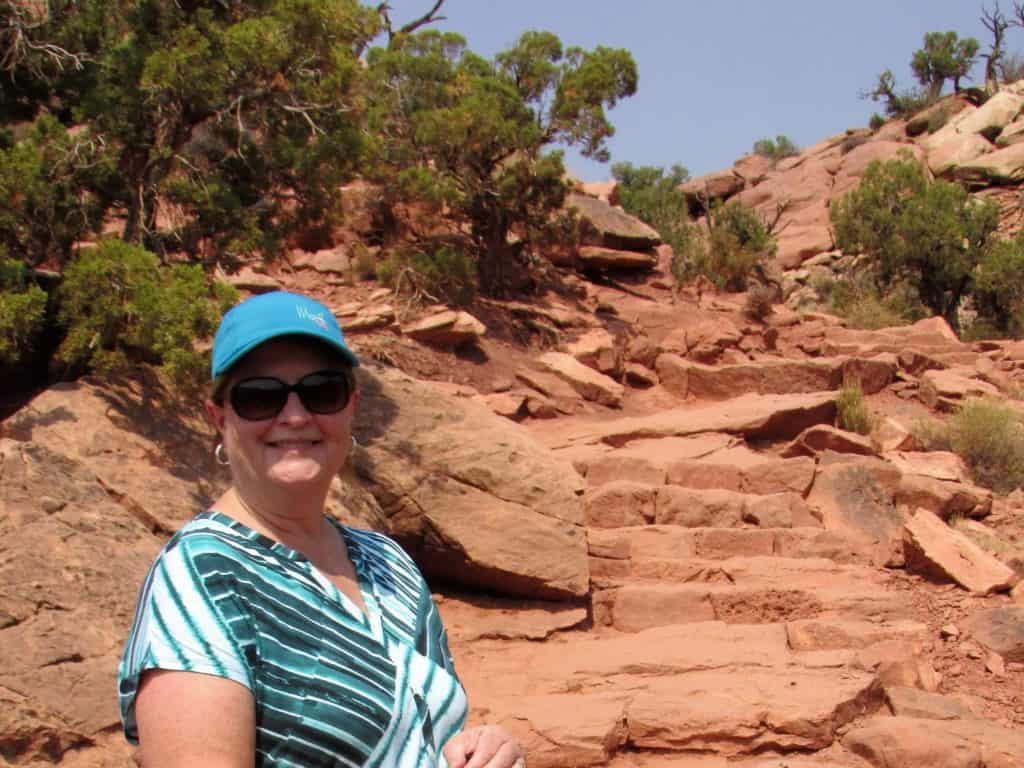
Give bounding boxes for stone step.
[593,580,906,632]
[450,623,886,765]
[588,526,871,573]
[585,482,819,529]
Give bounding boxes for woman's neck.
[220,482,330,547]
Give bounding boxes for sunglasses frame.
[228,369,354,421]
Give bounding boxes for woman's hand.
[443,724,526,768]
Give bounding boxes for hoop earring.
[215,442,230,466]
[351,435,360,449]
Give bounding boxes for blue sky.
[380,0,998,180]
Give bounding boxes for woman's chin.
[265,458,327,487]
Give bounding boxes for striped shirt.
[118,511,467,767]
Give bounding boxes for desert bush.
[680,200,775,291]
[869,112,886,131]
[377,244,476,305]
[927,105,951,133]
[973,233,1024,337]
[831,156,1000,331]
[836,377,873,435]
[0,251,48,364]
[828,276,924,330]
[840,134,870,155]
[944,398,1024,494]
[744,284,775,321]
[55,240,237,390]
[351,242,378,281]
[753,135,799,162]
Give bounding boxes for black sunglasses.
[229,370,353,421]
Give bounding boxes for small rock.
[960,640,983,659]
[986,650,1006,676]
[941,624,960,639]
[947,662,964,675]
[39,496,64,514]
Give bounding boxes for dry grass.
[836,378,873,435]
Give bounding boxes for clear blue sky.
[381,0,996,180]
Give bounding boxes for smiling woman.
[116,291,526,768]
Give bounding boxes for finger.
[443,731,474,768]
[477,740,523,768]
[463,728,507,768]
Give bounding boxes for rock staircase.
[443,301,1024,768]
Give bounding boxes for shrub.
[55,240,237,391]
[840,134,870,155]
[831,156,1000,331]
[377,244,476,305]
[682,200,775,292]
[973,233,1024,337]
[0,251,48,364]
[351,242,377,281]
[744,284,775,321]
[945,398,1024,493]
[836,378,873,435]
[869,112,886,131]
[828,276,924,330]
[753,135,799,162]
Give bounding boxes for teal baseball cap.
[211,291,358,379]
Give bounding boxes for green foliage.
[1000,52,1024,83]
[377,244,476,305]
[911,31,980,99]
[936,398,1024,494]
[0,114,116,266]
[55,240,237,389]
[364,28,637,296]
[831,156,1000,331]
[0,250,48,364]
[752,135,799,162]
[869,112,886,131]
[973,232,1024,336]
[865,68,934,118]
[825,274,924,330]
[836,378,873,435]
[611,162,691,280]
[682,200,775,291]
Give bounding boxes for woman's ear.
[204,399,226,433]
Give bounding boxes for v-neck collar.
[200,510,386,643]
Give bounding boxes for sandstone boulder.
[537,352,624,407]
[577,245,657,271]
[952,140,1024,185]
[844,715,1024,768]
[919,368,1001,410]
[568,192,661,250]
[782,425,877,458]
[567,328,619,375]
[926,132,994,177]
[353,365,589,599]
[963,606,1024,663]
[402,310,486,347]
[680,169,744,207]
[903,509,1018,595]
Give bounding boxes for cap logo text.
[296,305,329,331]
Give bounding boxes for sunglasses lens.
[296,371,350,414]
[230,378,289,421]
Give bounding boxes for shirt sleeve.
[117,534,254,743]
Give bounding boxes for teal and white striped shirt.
[118,511,467,767]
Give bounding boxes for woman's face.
[206,337,358,493]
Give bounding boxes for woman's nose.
[276,391,312,423]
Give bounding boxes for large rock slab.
[844,715,1024,768]
[353,365,589,599]
[808,460,905,566]
[626,668,880,756]
[665,447,816,496]
[546,392,838,448]
[537,352,624,407]
[919,368,1001,409]
[903,509,1018,595]
[568,192,661,250]
[657,355,896,401]
[577,245,657,271]
[952,140,1024,185]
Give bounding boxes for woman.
[118,291,525,768]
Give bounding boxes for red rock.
[569,192,661,250]
[567,328,619,375]
[655,487,747,527]
[903,509,1018,594]
[963,606,1024,663]
[680,169,744,204]
[844,715,1024,768]
[667,447,815,496]
[403,309,486,347]
[786,618,928,651]
[537,352,624,407]
[577,245,657,271]
[782,425,877,458]
[584,482,655,528]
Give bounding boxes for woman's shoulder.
[156,511,260,567]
